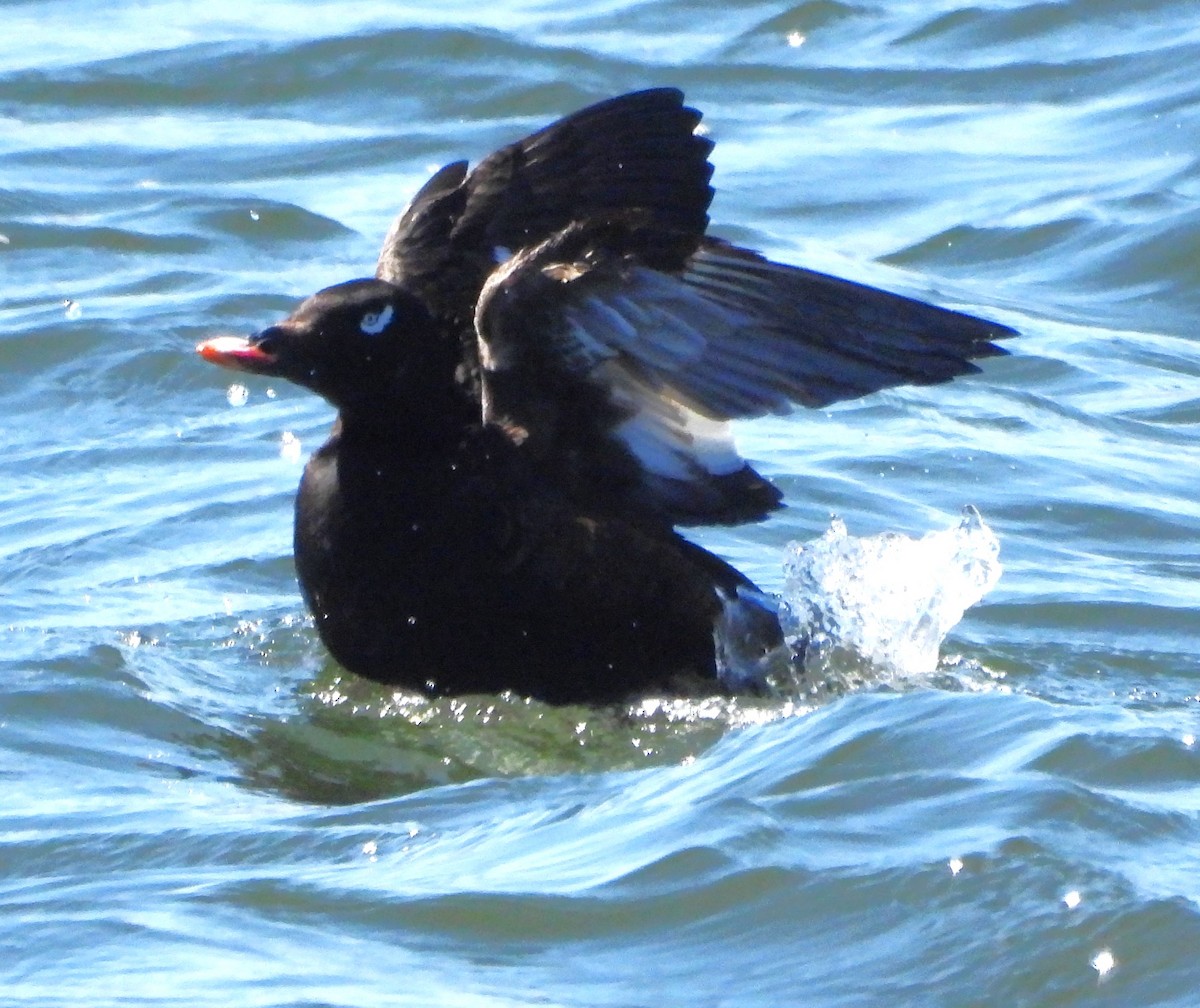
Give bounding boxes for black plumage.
[198,89,1012,704]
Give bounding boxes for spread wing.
[475,222,1014,526]
[370,88,1014,526]
[374,88,714,326]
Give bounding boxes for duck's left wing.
[375,89,714,320]
[475,223,1013,525]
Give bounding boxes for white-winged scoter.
[198,88,1013,705]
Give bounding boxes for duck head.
[197,279,451,413]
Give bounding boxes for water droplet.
[249,209,260,221]
[1091,949,1116,977]
[948,857,964,876]
[280,431,302,463]
[786,31,806,47]
[1063,890,1082,909]
[64,299,82,320]
[226,384,249,407]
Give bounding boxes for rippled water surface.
[3,1,1200,1005]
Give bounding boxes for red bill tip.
[196,335,277,373]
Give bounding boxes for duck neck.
[333,384,475,461]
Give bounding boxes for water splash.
[717,508,1002,695]
[782,507,1002,689]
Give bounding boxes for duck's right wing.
[474,224,1013,526]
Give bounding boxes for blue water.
[3,1,1200,1005]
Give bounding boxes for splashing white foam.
[782,506,1002,688]
[717,507,1002,695]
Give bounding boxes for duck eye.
[359,304,394,336]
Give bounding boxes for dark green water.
[3,1,1199,1005]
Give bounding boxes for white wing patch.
[360,304,394,336]
[604,363,744,480]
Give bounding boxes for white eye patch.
[359,304,394,336]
